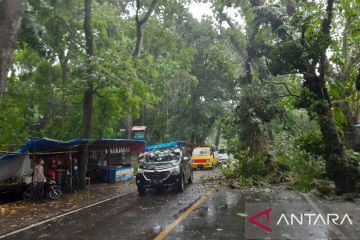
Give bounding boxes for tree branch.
[271,94,297,101]
[261,79,300,98]
[319,0,335,82]
[138,0,159,26]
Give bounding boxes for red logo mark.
[247,208,273,233]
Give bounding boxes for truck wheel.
[188,171,193,184]
[178,175,185,192]
[137,186,146,195]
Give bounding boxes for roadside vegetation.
[1,0,360,194]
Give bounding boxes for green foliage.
[295,131,325,156]
[271,113,326,192]
[293,176,314,192]
[222,149,269,186]
[268,40,306,75]
[0,0,243,148]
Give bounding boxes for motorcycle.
[23,179,62,201]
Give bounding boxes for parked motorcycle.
[23,179,62,201]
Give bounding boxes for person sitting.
[48,158,57,181]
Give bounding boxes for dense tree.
[0,0,359,193]
[79,0,94,188]
[0,0,25,99]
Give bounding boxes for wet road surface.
[2,170,360,240]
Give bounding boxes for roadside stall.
[19,138,86,193]
[87,139,145,183]
[0,138,86,194]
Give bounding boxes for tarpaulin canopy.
[0,154,32,181]
[0,138,88,161]
[19,138,87,153]
[0,138,146,162]
[145,141,190,151]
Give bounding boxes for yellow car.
[191,146,219,170]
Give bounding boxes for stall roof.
[132,126,146,131]
[20,138,88,152]
[0,138,146,161]
[0,151,22,161]
[0,138,88,161]
[145,141,190,151]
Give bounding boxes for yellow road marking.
[154,189,214,240]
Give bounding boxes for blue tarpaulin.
[19,138,88,153]
[145,141,188,151]
[0,138,88,161]
[0,138,147,161]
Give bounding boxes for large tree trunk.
[306,0,358,193]
[338,102,360,151]
[218,6,275,170]
[316,101,358,193]
[79,0,94,189]
[214,125,222,147]
[304,73,358,192]
[123,0,159,138]
[0,0,25,99]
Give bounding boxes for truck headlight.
[169,166,180,173]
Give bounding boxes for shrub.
[295,131,325,156]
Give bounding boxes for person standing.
[72,158,80,192]
[33,159,46,200]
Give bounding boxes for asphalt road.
[2,170,360,240]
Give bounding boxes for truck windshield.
[192,149,210,156]
[145,150,180,162]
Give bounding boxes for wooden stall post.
[69,148,73,193]
[109,148,112,184]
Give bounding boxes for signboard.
[133,131,145,140]
[132,126,146,140]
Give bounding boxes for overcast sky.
[188,2,214,21]
[188,2,245,29]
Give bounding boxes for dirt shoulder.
[0,181,136,236]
